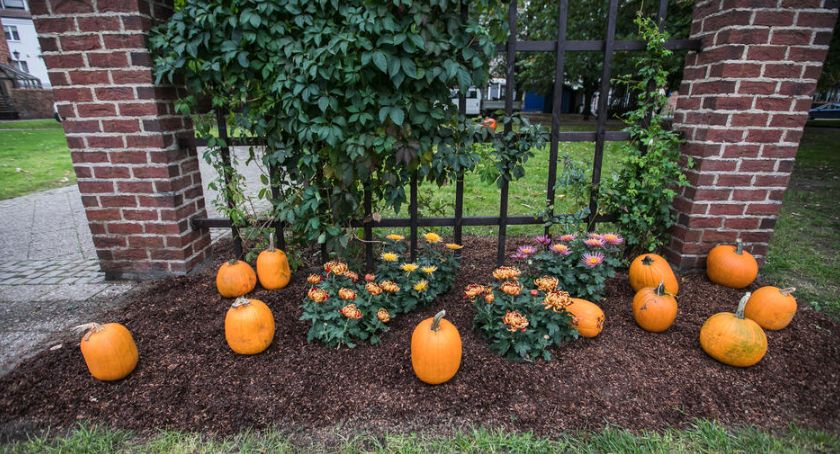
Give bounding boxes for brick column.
[30,0,211,279]
[667,0,838,270]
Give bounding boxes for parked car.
[808,102,840,119]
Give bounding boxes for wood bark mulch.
[1,237,838,437]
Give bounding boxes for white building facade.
[2,0,50,87]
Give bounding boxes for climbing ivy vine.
[151,0,540,256]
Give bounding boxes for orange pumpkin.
[699,292,767,367]
[411,310,462,385]
[256,235,291,290]
[77,322,138,381]
[744,286,797,330]
[481,117,497,131]
[566,298,605,338]
[216,259,256,297]
[224,297,275,355]
[628,253,679,295]
[632,282,678,333]
[706,239,758,289]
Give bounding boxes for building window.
[3,25,20,41]
[12,60,29,73]
[1,0,28,10]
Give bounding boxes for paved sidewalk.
[0,146,266,376]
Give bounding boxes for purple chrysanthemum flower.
[510,252,528,261]
[534,235,552,246]
[549,243,571,256]
[584,238,605,248]
[558,233,576,242]
[517,245,538,256]
[582,252,605,268]
[601,232,624,246]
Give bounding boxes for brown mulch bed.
[1,237,839,437]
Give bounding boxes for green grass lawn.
[4,420,838,453]
[762,127,840,315]
[0,119,73,200]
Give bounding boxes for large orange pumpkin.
[632,282,678,333]
[699,292,767,367]
[744,286,797,330]
[256,235,291,290]
[216,259,256,297]
[411,310,462,385]
[566,298,605,338]
[706,239,758,289]
[224,297,275,355]
[628,253,679,295]
[77,322,138,381]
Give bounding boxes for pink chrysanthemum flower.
[600,232,624,246]
[534,235,552,246]
[559,233,576,242]
[517,245,538,256]
[549,243,571,255]
[582,252,605,268]
[510,252,528,261]
[584,238,605,248]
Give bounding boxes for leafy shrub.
[510,233,623,302]
[300,232,461,348]
[466,267,578,362]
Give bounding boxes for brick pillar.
[30,0,212,279]
[0,17,10,65]
[667,0,838,270]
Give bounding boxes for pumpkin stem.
[735,292,751,319]
[227,258,238,265]
[431,310,446,332]
[654,281,666,296]
[231,296,250,308]
[780,287,796,296]
[735,239,744,255]
[268,234,275,252]
[641,255,654,266]
[72,322,104,341]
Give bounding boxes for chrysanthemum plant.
[300,232,462,348]
[512,233,623,302]
[467,268,578,362]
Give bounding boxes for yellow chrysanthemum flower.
[400,263,418,272]
[445,243,464,250]
[381,252,399,262]
[414,279,429,292]
[421,265,437,275]
[423,232,442,243]
[385,233,405,241]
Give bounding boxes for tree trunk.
[582,88,594,121]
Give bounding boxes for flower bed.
[300,233,460,347]
[0,237,838,436]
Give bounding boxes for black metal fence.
[191,0,700,269]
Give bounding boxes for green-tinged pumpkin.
[699,292,767,367]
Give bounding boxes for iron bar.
[363,187,373,273]
[497,0,516,265]
[545,0,569,237]
[214,108,243,258]
[409,171,418,262]
[587,0,619,230]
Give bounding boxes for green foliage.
[467,270,578,362]
[150,0,524,256]
[600,15,690,257]
[515,232,623,302]
[300,232,461,348]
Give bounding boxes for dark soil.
[1,237,839,437]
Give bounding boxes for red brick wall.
[0,17,9,65]
[9,88,55,118]
[29,0,212,279]
[667,0,838,270]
